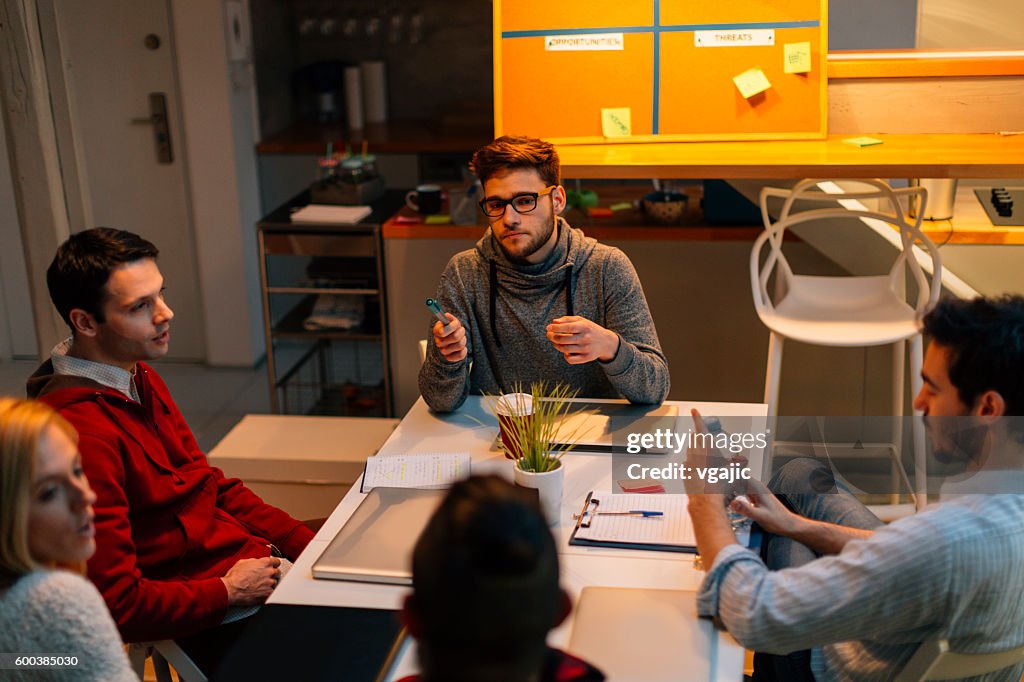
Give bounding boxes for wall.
[830,0,918,49]
[170,0,265,366]
[0,106,37,359]
[918,0,1024,48]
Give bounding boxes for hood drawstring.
[564,265,574,317]
[489,260,502,348]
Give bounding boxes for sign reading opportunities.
[545,33,624,51]
[695,29,775,47]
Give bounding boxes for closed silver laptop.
[312,487,446,584]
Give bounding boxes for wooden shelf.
[916,184,1024,245]
[827,49,1024,79]
[556,134,1024,180]
[257,118,492,155]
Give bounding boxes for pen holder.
[310,176,387,205]
[513,462,564,526]
[448,186,481,225]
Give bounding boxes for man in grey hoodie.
[418,136,670,412]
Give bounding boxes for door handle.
[130,93,173,164]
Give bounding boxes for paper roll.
[344,66,363,130]
[361,61,387,123]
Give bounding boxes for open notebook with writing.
[569,493,696,553]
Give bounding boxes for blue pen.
[425,298,448,325]
[575,510,663,519]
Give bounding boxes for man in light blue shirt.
[688,295,1024,681]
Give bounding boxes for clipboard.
[568,492,696,554]
[568,492,760,554]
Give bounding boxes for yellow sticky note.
[425,214,451,224]
[842,136,884,147]
[733,68,771,99]
[784,42,812,74]
[601,108,632,138]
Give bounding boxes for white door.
[44,0,205,361]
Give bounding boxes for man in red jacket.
[27,228,315,676]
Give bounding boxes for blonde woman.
[0,398,135,681]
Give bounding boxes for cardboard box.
[208,415,399,520]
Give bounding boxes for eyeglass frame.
[478,185,558,218]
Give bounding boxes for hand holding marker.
[427,298,468,362]
[425,298,447,324]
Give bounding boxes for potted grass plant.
[491,382,589,525]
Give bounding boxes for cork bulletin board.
[493,0,828,143]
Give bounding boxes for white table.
[270,396,768,681]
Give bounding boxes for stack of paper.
[290,204,372,224]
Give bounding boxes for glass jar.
[340,158,366,185]
[317,157,340,184]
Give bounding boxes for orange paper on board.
[494,0,827,143]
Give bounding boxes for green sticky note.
[601,108,632,138]
[842,136,884,147]
[425,214,451,224]
[733,67,771,99]
[784,42,812,74]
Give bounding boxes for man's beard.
[496,213,556,265]
[927,416,988,468]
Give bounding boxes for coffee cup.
[495,392,533,460]
[406,184,442,215]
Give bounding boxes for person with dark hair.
[399,476,604,682]
[27,228,314,677]
[418,135,669,412]
[685,295,1024,681]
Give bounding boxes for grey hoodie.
[418,218,670,412]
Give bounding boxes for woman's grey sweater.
[0,570,136,681]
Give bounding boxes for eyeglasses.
[479,186,557,217]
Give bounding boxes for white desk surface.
[269,396,767,681]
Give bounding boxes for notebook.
[568,587,727,682]
[359,452,471,493]
[553,401,679,454]
[311,487,445,583]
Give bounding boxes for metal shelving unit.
[256,191,402,417]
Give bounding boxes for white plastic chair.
[127,640,207,682]
[894,639,1024,681]
[751,179,942,512]
[418,339,428,365]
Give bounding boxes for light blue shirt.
[698,492,1024,681]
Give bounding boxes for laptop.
[568,587,726,682]
[553,401,679,454]
[312,487,446,584]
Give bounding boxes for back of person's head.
[922,295,1024,418]
[406,475,565,682]
[47,227,159,329]
[0,398,78,586]
[471,136,561,188]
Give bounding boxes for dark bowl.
[641,191,689,225]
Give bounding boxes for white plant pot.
[513,461,564,526]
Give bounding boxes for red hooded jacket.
[27,361,315,642]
